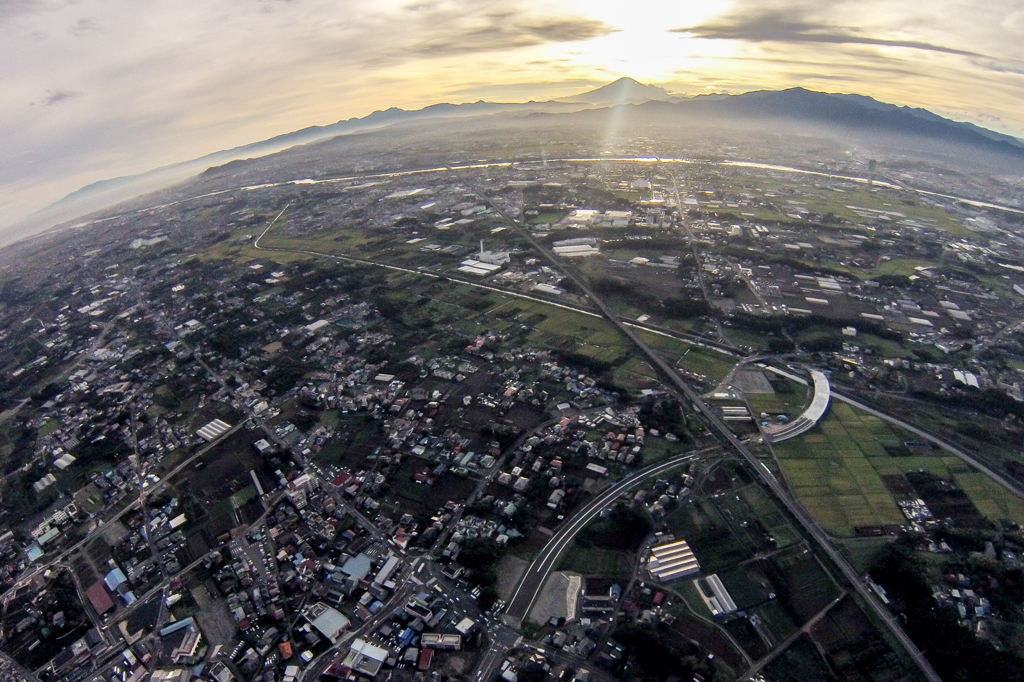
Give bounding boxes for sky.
[2,0,1024,236]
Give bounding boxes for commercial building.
[341,638,389,677]
[420,633,462,650]
[307,602,351,643]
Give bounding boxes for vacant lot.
[557,544,633,579]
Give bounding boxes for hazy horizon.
[3,0,1024,240]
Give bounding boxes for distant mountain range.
[13,78,1024,243]
[681,87,1024,154]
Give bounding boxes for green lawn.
[37,419,61,439]
[868,258,938,279]
[528,212,566,225]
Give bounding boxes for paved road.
[504,450,701,625]
[766,364,1024,499]
[252,184,943,679]
[488,199,944,682]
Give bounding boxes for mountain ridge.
[559,77,677,105]
[10,79,1023,246]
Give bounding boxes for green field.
[746,379,809,417]
[677,580,714,619]
[663,499,751,572]
[955,473,1024,525]
[728,370,1022,539]
[834,537,893,573]
[719,566,771,610]
[716,484,802,548]
[775,400,1023,535]
[868,258,939,279]
[774,401,907,536]
[752,598,798,643]
[528,211,566,224]
[639,333,736,384]
[771,547,841,623]
[483,298,697,392]
[36,419,60,439]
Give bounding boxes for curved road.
[250,172,944,680]
[487,199,944,682]
[766,364,1024,499]
[504,450,702,624]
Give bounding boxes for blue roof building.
[104,568,127,591]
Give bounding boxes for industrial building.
[196,419,232,442]
[647,539,701,581]
[694,574,738,616]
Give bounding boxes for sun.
[528,0,738,85]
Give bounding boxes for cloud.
[35,90,82,106]
[409,15,614,59]
[0,0,41,21]
[974,58,1024,76]
[70,17,98,36]
[1002,10,1024,35]
[673,7,981,57]
[340,5,614,68]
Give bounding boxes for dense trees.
[871,543,1024,682]
[576,504,652,553]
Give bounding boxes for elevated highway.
[490,196,944,682]
[762,369,830,442]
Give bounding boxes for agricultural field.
[764,634,840,682]
[663,498,750,573]
[716,484,803,549]
[953,472,1024,526]
[637,329,736,384]
[808,595,924,682]
[774,401,917,535]
[775,399,1024,535]
[766,546,841,623]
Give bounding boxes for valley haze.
[8,79,1024,248]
